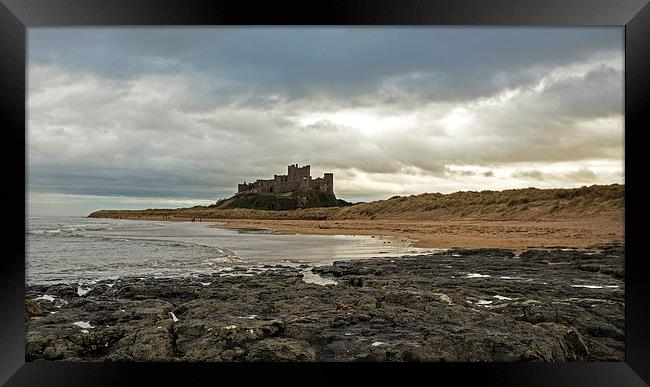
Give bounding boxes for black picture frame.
[2,0,649,385]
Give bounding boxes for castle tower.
[323,173,333,193]
[287,164,311,182]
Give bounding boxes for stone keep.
[237,164,333,194]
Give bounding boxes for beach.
[213,218,624,252]
[94,215,624,252]
[25,214,625,362]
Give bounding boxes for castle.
[237,164,333,195]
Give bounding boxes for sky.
[27,27,624,216]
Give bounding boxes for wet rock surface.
[25,243,624,362]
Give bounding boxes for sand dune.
[88,184,624,251]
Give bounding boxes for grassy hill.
[209,191,349,211]
[336,184,624,221]
[89,184,624,221]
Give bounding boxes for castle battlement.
[237,164,333,194]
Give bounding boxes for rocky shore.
[25,243,624,362]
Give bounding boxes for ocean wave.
[32,231,238,260]
[28,227,111,236]
[27,217,164,236]
[121,237,238,259]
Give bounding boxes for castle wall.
[273,175,287,193]
[280,182,299,192]
[309,179,322,191]
[255,179,273,193]
[238,165,333,195]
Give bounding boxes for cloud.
[511,169,550,180]
[564,167,600,182]
[29,27,622,107]
[27,27,624,214]
[511,167,601,183]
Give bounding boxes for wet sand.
[109,216,624,252]
[209,218,624,252]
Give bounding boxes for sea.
[26,216,440,285]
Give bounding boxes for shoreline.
[98,215,624,253]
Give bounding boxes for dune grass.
[89,184,624,221]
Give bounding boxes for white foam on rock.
[565,297,614,304]
[466,273,491,279]
[500,276,527,280]
[199,282,211,286]
[371,342,386,347]
[493,295,513,301]
[433,293,453,305]
[224,325,237,330]
[571,285,603,289]
[77,287,91,296]
[301,269,337,286]
[476,300,493,306]
[170,312,179,322]
[219,273,254,277]
[73,321,94,329]
[35,295,56,302]
[238,315,258,319]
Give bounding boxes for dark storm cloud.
[27,27,624,210]
[29,27,622,107]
